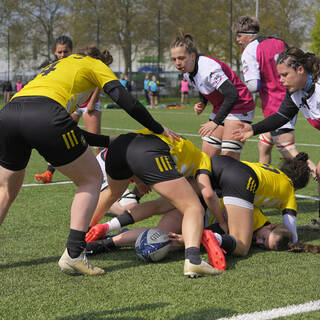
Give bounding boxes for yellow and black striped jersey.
[13,54,118,114]
[135,128,211,178]
[243,161,297,212]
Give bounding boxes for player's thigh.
[225,204,253,251]
[222,119,245,139]
[157,209,183,234]
[152,177,201,215]
[56,147,102,186]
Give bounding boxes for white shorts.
[73,100,102,117]
[209,109,255,124]
[96,149,137,206]
[271,114,297,136]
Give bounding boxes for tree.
[310,10,320,54]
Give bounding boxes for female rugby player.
[85,129,227,278]
[0,46,177,276]
[233,47,320,225]
[170,29,255,160]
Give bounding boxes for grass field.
[1,96,320,320]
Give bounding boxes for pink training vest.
[256,38,287,117]
[181,80,189,93]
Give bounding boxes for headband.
[236,31,258,35]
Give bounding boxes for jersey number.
[40,61,60,76]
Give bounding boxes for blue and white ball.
[135,228,171,262]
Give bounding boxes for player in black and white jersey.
[234,47,320,225]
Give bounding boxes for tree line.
[0,0,319,76]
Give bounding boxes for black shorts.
[0,96,88,171]
[210,155,259,205]
[105,133,182,185]
[150,91,159,97]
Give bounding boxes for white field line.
[98,126,320,148]
[23,181,73,187]
[102,109,309,121]
[217,300,320,320]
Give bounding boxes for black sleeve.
[80,129,110,147]
[212,79,239,125]
[103,80,163,134]
[199,92,208,105]
[252,93,299,135]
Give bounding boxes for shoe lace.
[82,254,94,270]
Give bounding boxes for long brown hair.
[75,45,113,66]
[280,152,310,190]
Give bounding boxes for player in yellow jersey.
[34,36,105,184]
[84,195,292,272]
[204,153,310,257]
[85,130,227,277]
[0,45,178,276]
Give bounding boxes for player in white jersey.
[233,47,320,226]
[170,30,255,160]
[233,16,300,164]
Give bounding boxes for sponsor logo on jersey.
[209,71,222,85]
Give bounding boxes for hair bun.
[295,152,308,162]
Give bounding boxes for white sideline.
[99,126,320,148]
[217,300,320,320]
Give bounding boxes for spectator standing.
[15,79,23,92]
[149,75,159,107]
[3,78,12,103]
[119,73,127,88]
[180,78,189,106]
[144,74,151,105]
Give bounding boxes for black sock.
[118,210,134,227]
[66,229,86,258]
[47,164,55,174]
[103,237,116,249]
[221,235,237,254]
[185,246,201,265]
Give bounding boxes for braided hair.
[277,47,320,83]
[170,29,199,56]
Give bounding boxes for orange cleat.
[34,171,53,183]
[201,229,226,271]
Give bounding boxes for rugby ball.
[135,228,171,262]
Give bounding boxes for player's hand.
[194,102,206,115]
[199,121,219,137]
[232,122,254,142]
[168,232,184,244]
[161,127,180,142]
[85,224,109,242]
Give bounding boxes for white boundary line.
[23,181,73,187]
[217,300,320,320]
[98,126,320,148]
[296,194,320,201]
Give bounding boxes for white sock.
[106,218,121,232]
[214,232,222,246]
